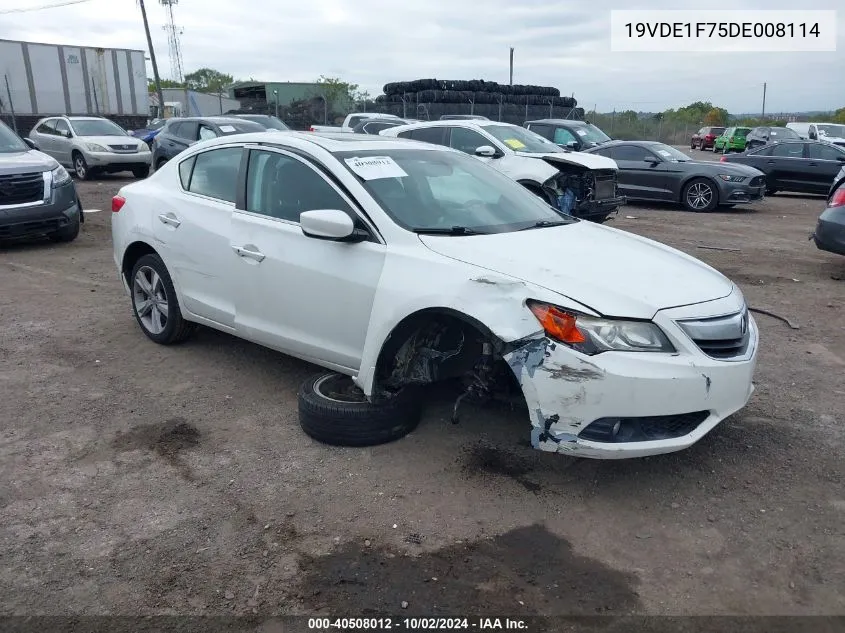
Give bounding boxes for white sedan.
[111,131,758,459]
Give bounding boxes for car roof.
[525,119,590,125]
[593,140,663,147]
[188,131,450,154]
[389,119,513,129]
[65,116,109,121]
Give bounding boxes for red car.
[691,126,726,151]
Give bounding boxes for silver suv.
[28,116,152,180]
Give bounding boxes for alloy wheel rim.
[132,266,168,334]
[313,374,368,404]
[75,158,85,178]
[687,183,713,209]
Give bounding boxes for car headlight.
[85,143,108,152]
[718,174,746,182]
[50,165,71,187]
[527,300,676,355]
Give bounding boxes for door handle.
[158,213,181,228]
[766,160,775,164]
[232,245,265,262]
[808,162,818,167]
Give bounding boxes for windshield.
[574,124,611,144]
[483,125,563,154]
[817,124,845,137]
[0,120,28,153]
[734,128,751,137]
[651,143,692,162]
[243,115,289,130]
[69,119,127,137]
[709,127,726,135]
[336,148,575,234]
[769,127,798,138]
[148,119,166,131]
[218,121,265,135]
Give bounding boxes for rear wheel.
[130,254,195,345]
[682,178,718,212]
[155,158,168,171]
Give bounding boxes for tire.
[682,178,719,212]
[48,211,80,243]
[298,372,422,447]
[129,254,195,345]
[132,165,150,179]
[766,188,777,196]
[73,152,92,180]
[155,157,168,171]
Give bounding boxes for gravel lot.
[1,147,844,619]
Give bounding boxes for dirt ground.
[1,148,844,621]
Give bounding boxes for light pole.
[138,0,164,118]
[273,89,279,117]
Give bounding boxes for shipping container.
[0,38,148,117]
[149,88,241,118]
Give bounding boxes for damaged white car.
[380,119,626,222]
[111,132,758,459]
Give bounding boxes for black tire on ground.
[129,253,196,345]
[77,195,84,223]
[132,165,150,179]
[298,372,422,447]
[155,158,167,170]
[48,211,80,243]
[72,151,92,180]
[682,178,719,212]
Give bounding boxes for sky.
[1,0,842,114]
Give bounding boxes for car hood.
[0,149,57,174]
[418,222,734,319]
[684,160,763,177]
[80,135,145,149]
[820,135,845,143]
[515,151,617,171]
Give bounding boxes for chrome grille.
[676,307,752,361]
[108,144,138,153]
[0,171,44,206]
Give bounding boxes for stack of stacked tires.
[377,79,583,123]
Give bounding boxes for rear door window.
[186,147,243,203]
[771,143,805,158]
[409,126,448,146]
[55,120,71,137]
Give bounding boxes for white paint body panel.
[111,131,758,459]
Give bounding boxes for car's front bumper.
[575,195,627,220]
[85,150,152,168]
[0,180,80,239]
[720,181,766,204]
[812,206,845,256]
[504,292,758,459]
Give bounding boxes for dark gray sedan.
[585,141,766,212]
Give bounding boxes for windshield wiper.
[519,219,571,231]
[412,226,487,235]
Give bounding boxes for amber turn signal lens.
[528,303,586,344]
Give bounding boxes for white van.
[785,122,811,139]
[786,122,845,145]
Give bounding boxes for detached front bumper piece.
[503,295,758,459]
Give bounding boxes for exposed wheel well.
[121,241,159,284]
[370,308,515,402]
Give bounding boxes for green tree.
[147,78,183,91]
[184,68,234,93]
[833,107,845,123]
[312,76,372,109]
[703,107,729,126]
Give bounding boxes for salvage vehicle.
[690,126,726,151]
[309,112,405,133]
[351,118,412,135]
[713,127,752,153]
[584,141,766,212]
[720,140,845,196]
[743,126,800,152]
[151,116,265,169]
[0,118,82,242]
[381,120,625,222]
[524,119,612,151]
[111,131,759,459]
[28,116,152,180]
[811,166,845,256]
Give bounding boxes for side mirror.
[837,155,845,162]
[474,145,498,158]
[300,209,365,241]
[127,130,135,136]
[565,141,578,150]
[645,156,661,165]
[23,138,39,150]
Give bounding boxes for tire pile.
[374,78,584,124]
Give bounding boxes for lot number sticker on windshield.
[503,139,526,150]
[219,125,236,132]
[576,129,587,136]
[345,156,408,180]
[657,150,672,157]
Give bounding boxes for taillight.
[112,195,126,212]
[830,186,845,208]
[720,156,727,162]
[308,126,315,132]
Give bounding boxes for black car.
[743,126,801,152]
[524,119,612,151]
[151,117,265,169]
[812,166,845,256]
[220,114,290,131]
[0,118,82,242]
[720,140,845,195]
[584,140,766,212]
[352,118,409,135]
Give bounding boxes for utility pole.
[509,47,514,86]
[761,82,767,119]
[138,0,164,118]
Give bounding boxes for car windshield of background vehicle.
[710,127,726,135]
[577,124,612,144]
[0,121,28,153]
[483,125,563,153]
[69,119,127,137]
[818,124,845,137]
[221,122,265,135]
[769,128,799,138]
[652,143,692,162]
[257,117,289,130]
[336,149,575,233]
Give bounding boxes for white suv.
[381,120,625,222]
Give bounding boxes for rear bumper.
[813,206,845,256]
[0,182,80,239]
